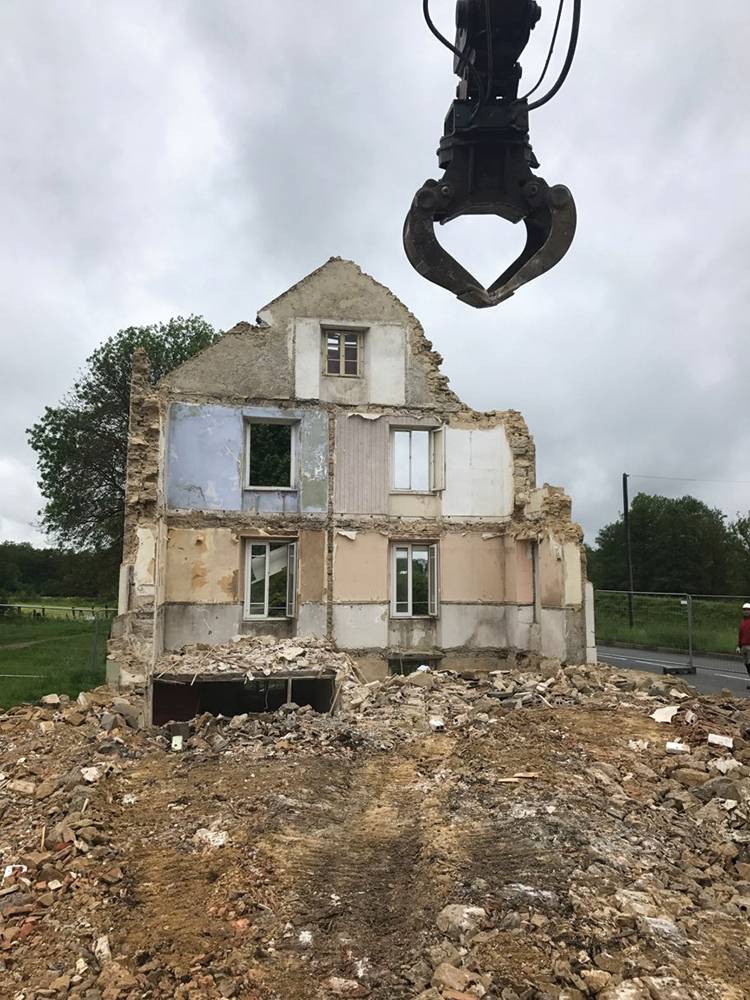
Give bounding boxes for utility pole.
[622,473,635,627]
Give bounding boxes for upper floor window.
[325,329,362,377]
[245,421,296,490]
[392,427,444,492]
[244,540,297,620]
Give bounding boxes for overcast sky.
[1,1,748,547]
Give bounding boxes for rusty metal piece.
[404,0,579,308]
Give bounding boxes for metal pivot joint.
[404,0,580,308]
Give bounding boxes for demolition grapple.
[404,0,581,308]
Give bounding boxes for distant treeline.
[0,542,118,603]
[587,494,750,597]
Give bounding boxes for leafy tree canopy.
[589,493,750,596]
[27,316,220,560]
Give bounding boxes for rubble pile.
[2,647,750,998]
[155,636,361,680]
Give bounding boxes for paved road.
[597,645,750,698]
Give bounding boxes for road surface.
[597,645,750,698]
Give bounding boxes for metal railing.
[595,589,748,674]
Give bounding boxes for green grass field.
[0,614,108,709]
[595,593,741,655]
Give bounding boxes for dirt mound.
[2,657,750,999]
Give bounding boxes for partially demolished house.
[108,258,595,718]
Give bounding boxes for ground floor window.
[244,540,297,619]
[391,542,438,618]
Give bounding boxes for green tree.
[590,493,738,595]
[27,317,220,563]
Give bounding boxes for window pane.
[267,543,289,617]
[249,545,266,616]
[327,334,341,374]
[428,545,437,616]
[411,431,430,491]
[344,335,358,375]
[395,546,409,614]
[411,546,429,616]
[249,423,292,488]
[286,543,297,617]
[393,431,411,490]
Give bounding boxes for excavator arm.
[403,0,581,308]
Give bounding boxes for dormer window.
[325,329,362,377]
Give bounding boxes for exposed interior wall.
[334,415,389,515]
[332,532,388,602]
[442,426,514,518]
[165,528,240,605]
[440,533,504,603]
[166,403,329,515]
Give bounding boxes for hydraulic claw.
[404,0,581,308]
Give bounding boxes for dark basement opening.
[152,674,336,726]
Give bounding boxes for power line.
[629,475,750,486]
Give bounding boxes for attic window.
[325,330,361,377]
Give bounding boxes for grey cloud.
[1,1,748,546]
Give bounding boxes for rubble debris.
[2,643,750,997]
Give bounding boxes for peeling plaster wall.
[167,404,243,511]
[298,530,326,603]
[440,604,508,649]
[440,534,504,603]
[166,403,328,515]
[333,532,388,602]
[443,427,514,518]
[563,542,584,607]
[332,604,389,648]
[164,603,242,650]
[540,537,565,608]
[165,528,240,605]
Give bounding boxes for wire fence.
[0,606,114,706]
[595,590,746,666]
[0,603,116,620]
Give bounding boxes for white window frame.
[323,328,363,378]
[243,540,297,620]
[244,420,298,492]
[391,542,439,619]
[391,427,445,493]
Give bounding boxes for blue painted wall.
[166,403,328,514]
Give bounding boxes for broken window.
[246,422,294,489]
[392,428,444,492]
[392,543,438,618]
[325,329,361,377]
[244,541,297,619]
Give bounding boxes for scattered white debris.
[122,793,138,806]
[171,735,184,752]
[629,739,650,751]
[193,825,229,849]
[94,935,112,963]
[666,741,690,755]
[429,717,446,732]
[651,706,680,724]
[298,930,313,947]
[708,733,734,750]
[80,767,102,784]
